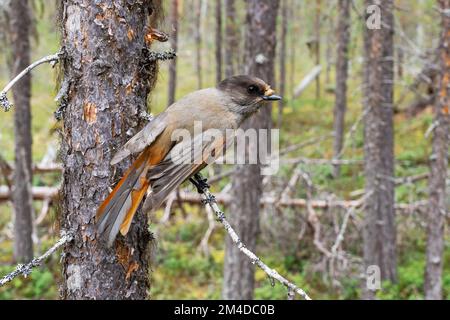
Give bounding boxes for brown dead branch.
[0,185,428,213]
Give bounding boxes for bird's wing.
[142,129,230,213]
[110,112,168,165]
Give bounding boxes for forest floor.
[0,9,448,300]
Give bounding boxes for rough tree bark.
[224,0,238,78]
[168,0,178,106]
[59,0,161,299]
[194,0,203,89]
[223,0,279,300]
[362,0,397,299]
[332,0,351,178]
[277,0,287,127]
[10,0,34,262]
[424,0,450,300]
[215,0,223,84]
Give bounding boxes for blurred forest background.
[0,0,449,299]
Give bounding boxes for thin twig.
[197,205,216,257]
[280,133,334,156]
[35,198,51,226]
[0,152,12,189]
[1,51,63,111]
[0,231,73,287]
[282,157,364,166]
[334,107,369,160]
[331,207,354,255]
[192,174,311,300]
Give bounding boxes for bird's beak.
[262,88,282,101]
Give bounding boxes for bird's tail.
[96,149,151,247]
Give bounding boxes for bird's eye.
[247,85,257,94]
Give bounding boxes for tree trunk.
[289,0,299,96]
[224,0,238,78]
[215,0,223,84]
[59,0,160,299]
[325,13,334,86]
[194,0,203,89]
[10,0,34,263]
[277,0,287,127]
[332,0,351,178]
[223,0,279,300]
[424,0,450,300]
[168,0,179,106]
[362,0,397,299]
[314,0,321,100]
[396,46,403,80]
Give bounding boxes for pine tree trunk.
[215,0,223,84]
[424,0,450,300]
[11,0,34,263]
[289,0,298,96]
[224,0,237,78]
[362,0,397,299]
[59,0,161,299]
[277,0,287,127]
[314,0,321,100]
[194,0,203,89]
[223,0,279,300]
[396,46,403,80]
[332,0,351,178]
[325,14,334,86]
[168,0,179,106]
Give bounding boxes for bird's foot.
[190,173,210,194]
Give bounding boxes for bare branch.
[0,185,59,200]
[0,231,73,287]
[1,51,62,111]
[191,174,312,300]
[197,205,217,257]
[280,133,334,156]
[282,157,364,166]
[293,65,322,98]
[0,185,428,214]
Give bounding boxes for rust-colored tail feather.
[96,150,151,247]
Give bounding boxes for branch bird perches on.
[190,173,312,300]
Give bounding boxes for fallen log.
[2,163,63,176]
[0,186,429,212]
[293,65,322,98]
[0,185,59,201]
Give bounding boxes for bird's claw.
[190,174,210,194]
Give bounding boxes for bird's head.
[217,75,282,117]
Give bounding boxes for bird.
[95,75,281,246]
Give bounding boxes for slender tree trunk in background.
[215,0,223,84]
[224,0,237,78]
[424,0,450,300]
[277,0,287,127]
[223,0,279,300]
[289,0,298,96]
[59,0,160,299]
[396,46,403,80]
[168,0,179,106]
[194,0,203,89]
[314,0,321,100]
[10,0,34,263]
[325,14,334,86]
[332,0,351,178]
[362,0,397,299]
[416,0,425,49]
